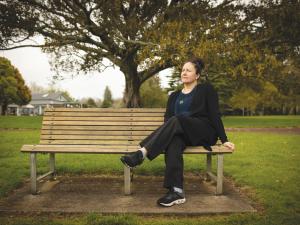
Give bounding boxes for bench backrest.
[41,108,165,146]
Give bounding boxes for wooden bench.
[21,108,233,195]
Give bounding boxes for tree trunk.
[282,104,286,115]
[123,76,142,107]
[288,106,294,115]
[120,60,142,108]
[1,104,8,115]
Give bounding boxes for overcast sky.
[0,47,171,100]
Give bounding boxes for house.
[7,92,80,116]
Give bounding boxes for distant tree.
[242,0,300,114]
[166,68,182,93]
[256,81,281,115]
[101,86,113,108]
[140,75,168,108]
[87,97,97,108]
[273,60,300,115]
[95,98,103,108]
[229,88,259,116]
[112,98,125,108]
[0,57,31,115]
[61,91,76,102]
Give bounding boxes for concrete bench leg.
[216,154,224,195]
[124,166,131,195]
[30,153,37,195]
[49,153,55,180]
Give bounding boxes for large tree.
[0,57,31,115]
[0,0,245,107]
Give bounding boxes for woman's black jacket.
[164,82,228,144]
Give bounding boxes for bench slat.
[40,135,148,140]
[39,140,140,145]
[46,108,166,112]
[42,121,163,126]
[43,116,164,122]
[41,130,153,135]
[41,125,159,131]
[44,112,165,117]
[22,144,138,149]
[21,144,233,154]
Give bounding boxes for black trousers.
[139,116,190,189]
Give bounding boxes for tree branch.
[0,44,47,50]
[140,60,174,83]
[114,34,159,46]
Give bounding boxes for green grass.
[222,115,300,128]
[0,115,299,224]
[0,116,43,129]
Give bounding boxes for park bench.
[21,108,233,195]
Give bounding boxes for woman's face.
[181,62,200,84]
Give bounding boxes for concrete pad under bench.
[0,174,256,215]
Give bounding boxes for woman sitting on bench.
[121,57,235,207]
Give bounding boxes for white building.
[7,92,80,115]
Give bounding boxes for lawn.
[0,116,43,129]
[0,116,299,225]
[222,115,300,128]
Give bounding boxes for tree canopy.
[0,0,299,112]
[165,0,300,114]
[0,57,31,115]
[0,0,248,107]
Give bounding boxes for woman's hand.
[223,142,235,151]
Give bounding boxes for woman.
[120,57,235,207]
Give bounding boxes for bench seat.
[21,144,233,154]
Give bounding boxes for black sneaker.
[157,190,186,207]
[120,150,144,168]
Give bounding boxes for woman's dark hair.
[186,57,205,75]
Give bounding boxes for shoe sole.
[159,198,186,207]
[120,157,134,168]
[120,156,144,168]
